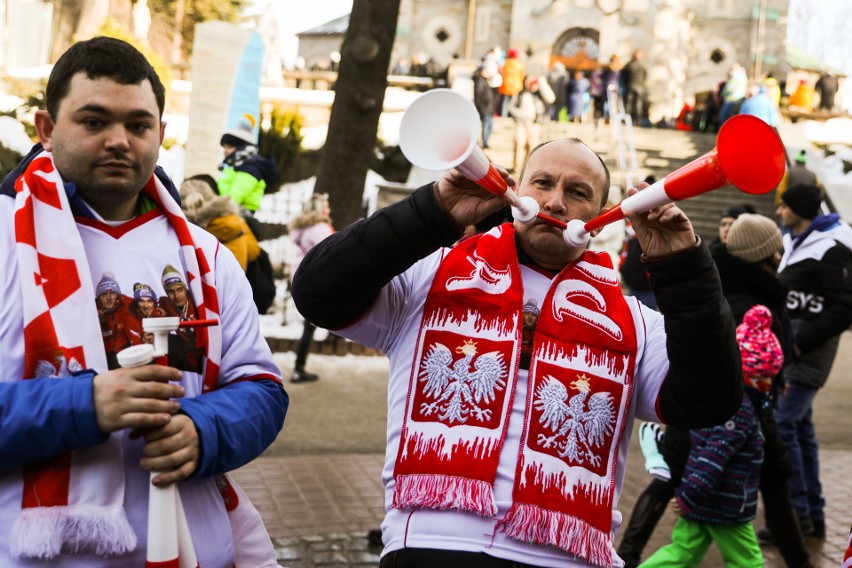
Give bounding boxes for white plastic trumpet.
[118,316,216,568]
[398,88,540,223]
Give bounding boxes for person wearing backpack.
[288,193,334,383]
[180,175,276,314]
[180,176,260,271]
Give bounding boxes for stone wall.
[298,0,791,121]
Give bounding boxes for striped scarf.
[394,224,637,567]
[11,150,220,559]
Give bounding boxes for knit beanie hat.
[736,304,784,384]
[726,213,782,263]
[220,114,256,147]
[524,298,540,317]
[96,272,121,296]
[161,264,185,290]
[133,282,156,302]
[781,184,821,220]
[719,203,755,220]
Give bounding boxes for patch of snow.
[801,117,852,146]
[0,116,35,155]
[0,92,25,114]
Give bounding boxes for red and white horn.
[398,88,540,223]
[562,114,787,247]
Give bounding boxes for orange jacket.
[499,58,526,97]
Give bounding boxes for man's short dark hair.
[46,36,166,119]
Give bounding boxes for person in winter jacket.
[546,61,568,121]
[566,69,590,123]
[638,303,773,568]
[291,137,744,568]
[288,193,335,383]
[180,176,260,271]
[472,59,498,148]
[620,214,816,568]
[772,183,852,539]
[498,47,525,117]
[217,114,278,226]
[0,36,286,567]
[508,75,554,173]
[621,50,648,125]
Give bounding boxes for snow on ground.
[0,116,35,155]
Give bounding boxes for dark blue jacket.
[675,394,763,524]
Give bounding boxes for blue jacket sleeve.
[0,372,108,471]
[179,378,288,478]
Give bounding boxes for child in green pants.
[640,305,782,567]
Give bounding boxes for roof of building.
[296,14,349,37]
[786,44,846,76]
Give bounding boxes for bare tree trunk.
[49,0,81,61]
[75,0,109,40]
[314,0,401,230]
[171,0,186,65]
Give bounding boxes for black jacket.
[472,72,495,117]
[712,243,792,354]
[292,184,743,429]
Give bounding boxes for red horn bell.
[563,114,786,247]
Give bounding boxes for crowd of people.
[616,181,852,567]
[472,46,649,133]
[1,34,850,568]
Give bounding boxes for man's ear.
[34,110,55,151]
[159,121,166,145]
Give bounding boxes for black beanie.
[720,204,756,220]
[782,184,821,220]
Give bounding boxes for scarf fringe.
[10,505,137,560]
[393,474,498,517]
[500,502,612,568]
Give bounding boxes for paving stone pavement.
[237,329,852,568]
[231,447,852,568]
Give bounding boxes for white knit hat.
[220,114,257,146]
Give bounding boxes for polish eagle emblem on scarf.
[533,374,616,466]
[418,339,509,424]
[34,353,84,378]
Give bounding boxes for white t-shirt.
[341,249,669,567]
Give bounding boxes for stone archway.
[551,27,600,71]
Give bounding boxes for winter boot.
[292,368,319,383]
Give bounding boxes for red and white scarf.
[11,150,221,559]
[393,224,637,567]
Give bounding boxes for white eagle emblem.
[445,252,512,295]
[418,340,508,424]
[534,374,616,466]
[34,353,84,378]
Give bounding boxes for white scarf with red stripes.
[393,225,637,567]
[10,150,221,560]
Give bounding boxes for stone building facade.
[299,0,790,122]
